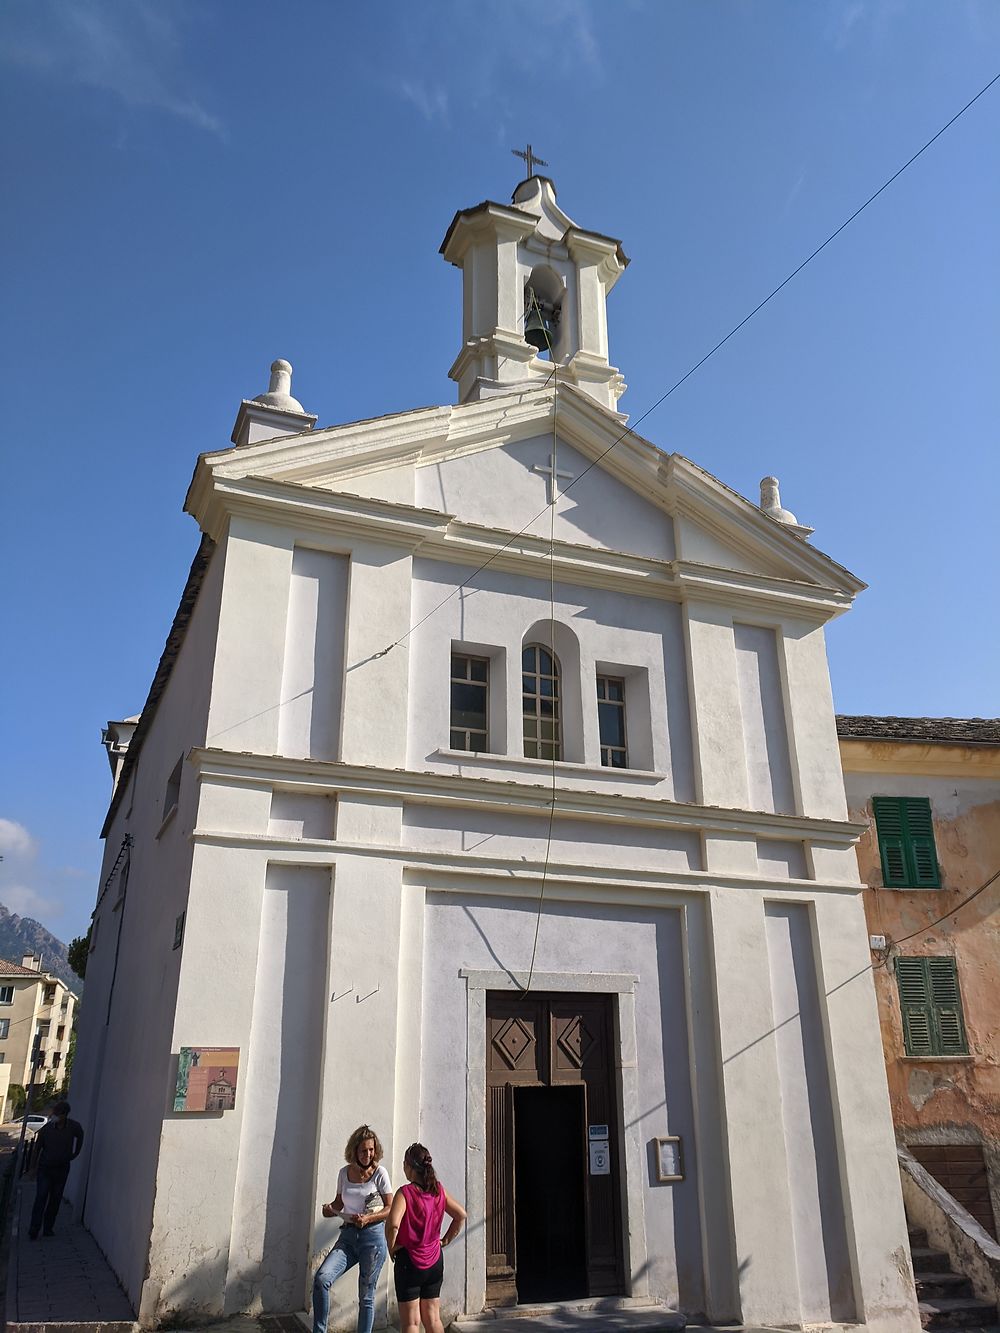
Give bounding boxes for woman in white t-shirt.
[313,1125,393,1333]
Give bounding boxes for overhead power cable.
[374,70,1000,660]
[892,866,1000,948]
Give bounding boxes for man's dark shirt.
[33,1118,84,1168]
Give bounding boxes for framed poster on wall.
[173,1047,239,1112]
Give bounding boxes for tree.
[68,927,90,981]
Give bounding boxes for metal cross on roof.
[512,143,548,178]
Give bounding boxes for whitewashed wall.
[70,541,226,1308]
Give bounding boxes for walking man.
[27,1100,84,1239]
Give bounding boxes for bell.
[524,303,552,353]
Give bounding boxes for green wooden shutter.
[873,797,909,886]
[873,796,940,888]
[904,798,942,887]
[927,957,968,1055]
[896,957,968,1056]
[895,957,934,1055]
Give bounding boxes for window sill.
[876,885,945,892]
[155,803,179,840]
[900,1054,975,1063]
[433,749,666,782]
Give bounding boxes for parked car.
[12,1114,47,1135]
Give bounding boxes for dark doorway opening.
[513,1085,587,1303]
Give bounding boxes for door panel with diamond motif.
[486,993,622,1305]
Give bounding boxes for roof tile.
[836,715,1000,745]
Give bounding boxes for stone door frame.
[460,969,646,1314]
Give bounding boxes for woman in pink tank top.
[387,1142,467,1333]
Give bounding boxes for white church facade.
[71,174,919,1331]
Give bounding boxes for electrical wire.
[520,353,560,995]
[881,865,1000,960]
[373,70,1000,661]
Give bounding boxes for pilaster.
[206,516,294,755]
[684,602,750,809]
[812,893,921,1332]
[708,887,800,1325]
[340,540,412,768]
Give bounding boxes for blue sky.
[1,1,997,941]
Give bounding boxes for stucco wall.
[70,540,226,1307]
[843,749,1000,1242]
[416,436,675,561]
[844,762,1000,1148]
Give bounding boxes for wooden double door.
[486,992,623,1307]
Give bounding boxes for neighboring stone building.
[0,954,77,1113]
[838,715,1000,1240]
[71,174,918,1330]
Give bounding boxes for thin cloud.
[397,79,450,125]
[1,884,64,923]
[825,0,906,51]
[383,0,604,124]
[0,819,36,858]
[0,0,225,139]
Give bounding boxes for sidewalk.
[3,1173,784,1333]
[6,1177,136,1332]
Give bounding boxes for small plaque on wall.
[174,1047,239,1112]
[655,1136,683,1182]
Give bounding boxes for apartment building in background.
[839,715,1000,1240]
[0,954,77,1114]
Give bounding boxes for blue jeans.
[313,1222,387,1333]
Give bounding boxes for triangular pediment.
[187,384,863,597]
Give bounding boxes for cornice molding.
[663,454,866,595]
[188,828,861,901]
[187,472,850,617]
[189,747,866,844]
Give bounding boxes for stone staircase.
[909,1224,1000,1330]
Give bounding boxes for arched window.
[522,644,561,760]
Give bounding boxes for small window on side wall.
[596,675,627,768]
[450,654,489,752]
[895,956,968,1056]
[164,755,183,820]
[873,796,940,887]
[0,988,13,1006]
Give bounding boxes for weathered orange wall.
[842,744,1000,1145]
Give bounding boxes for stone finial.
[253,358,307,414]
[759,475,799,526]
[231,357,317,447]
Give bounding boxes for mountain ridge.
[0,904,82,997]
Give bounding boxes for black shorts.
[393,1247,444,1302]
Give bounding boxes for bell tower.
[440,175,629,412]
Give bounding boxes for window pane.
[467,731,488,752]
[470,657,488,683]
[607,679,624,702]
[608,750,627,768]
[451,682,487,729]
[522,675,535,695]
[522,646,536,670]
[538,647,554,674]
[598,701,626,749]
[451,655,466,680]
